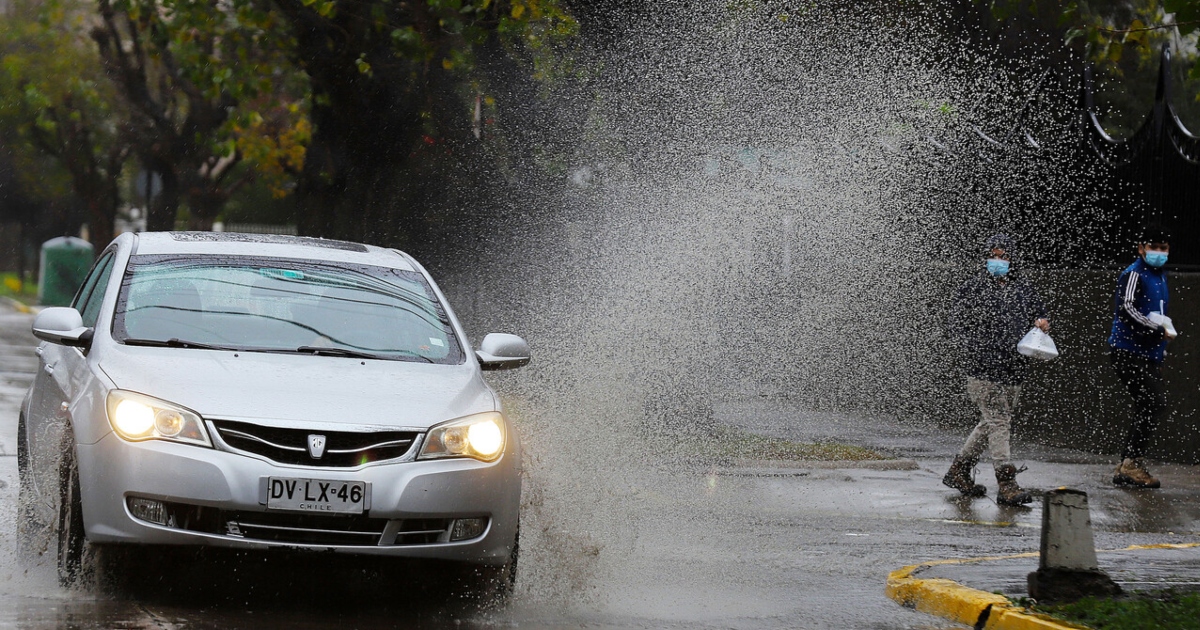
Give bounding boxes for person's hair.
[985,233,1016,255]
[1140,227,1171,245]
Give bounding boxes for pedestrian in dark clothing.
[1108,229,1176,489]
[943,234,1049,506]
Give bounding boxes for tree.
[267,0,576,247]
[974,0,1200,134]
[1,0,130,248]
[90,0,309,231]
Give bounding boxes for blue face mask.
[1145,251,1168,268]
[986,258,1010,277]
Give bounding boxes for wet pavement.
[1,302,1199,628]
[920,544,1200,599]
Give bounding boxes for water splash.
[447,0,1108,612]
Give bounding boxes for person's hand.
[1034,318,1050,333]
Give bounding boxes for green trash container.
[38,236,95,307]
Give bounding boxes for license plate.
[266,477,367,514]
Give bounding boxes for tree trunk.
[142,157,181,232]
[85,196,116,249]
[186,187,225,232]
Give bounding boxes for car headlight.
[418,412,506,462]
[106,390,212,447]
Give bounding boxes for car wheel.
[16,412,49,562]
[501,525,519,596]
[480,524,519,602]
[57,434,91,588]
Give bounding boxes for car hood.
[97,344,495,430]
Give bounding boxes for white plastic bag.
[1017,327,1059,360]
[1148,311,1179,339]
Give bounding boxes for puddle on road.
[0,551,515,629]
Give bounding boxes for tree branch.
[1097,20,1200,34]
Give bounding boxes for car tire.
[501,525,519,596]
[16,412,49,563]
[57,434,87,588]
[480,524,519,602]
[57,434,94,588]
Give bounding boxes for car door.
[26,250,116,500]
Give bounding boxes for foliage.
[92,0,311,228]
[3,0,581,243]
[984,1,1200,77]
[707,429,891,462]
[0,272,39,301]
[267,0,579,244]
[975,0,1200,136]
[1034,589,1200,629]
[0,0,130,247]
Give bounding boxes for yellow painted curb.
[1,296,33,313]
[887,543,1200,630]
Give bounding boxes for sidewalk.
[888,543,1200,629]
[715,400,1200,628]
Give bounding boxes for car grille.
[210,419,420,467]
[224,510,392,546]
[143,500,458,546]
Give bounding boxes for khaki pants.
[958,377,1021,469]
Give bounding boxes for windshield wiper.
[123,338,240,351]
[295,346,386,360]
[294,346,434,362]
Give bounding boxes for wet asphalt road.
[1,307,1198,629]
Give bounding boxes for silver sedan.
[18,232,528,590]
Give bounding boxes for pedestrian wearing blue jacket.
[1108,229,1176,489]
[943,234,1049,506]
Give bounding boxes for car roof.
[128,232,417,271]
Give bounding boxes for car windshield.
[111,254,463,364]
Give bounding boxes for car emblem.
[307,434,327,459]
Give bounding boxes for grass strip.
[1032,589,1200,630]
[704,429,890,462]
[0,272,38,302]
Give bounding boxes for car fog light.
[128,497,166,525]
[155,409,185,437]
[113,400,155,436]
[450,518,488,541]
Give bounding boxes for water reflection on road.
[1,551,512,629]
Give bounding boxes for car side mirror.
[475,333,530,371]
[32,307,93,348]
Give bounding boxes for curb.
[0,296,34,314]
[887,543,1200,630]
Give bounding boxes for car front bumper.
[76,431,521,565]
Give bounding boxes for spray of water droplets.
[437,1,1127,610]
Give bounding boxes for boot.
[943,456,987,497]
[995,464,1033,506]
[1113,458,1161,489]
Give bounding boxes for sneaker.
[1113,458,1161,489]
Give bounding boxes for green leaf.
[355,54,372,76]
[1107,42,1123,63]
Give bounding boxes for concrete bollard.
[1027,489,1121,602]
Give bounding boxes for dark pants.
[1111,349,1167,460]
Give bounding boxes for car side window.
[74,252,116,328]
